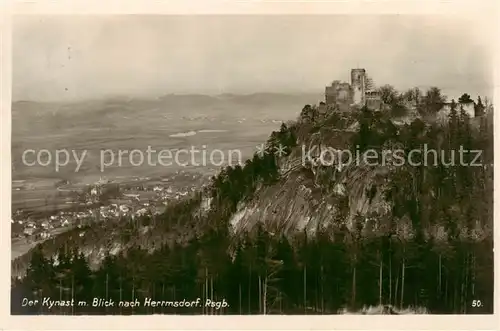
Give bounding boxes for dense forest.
[11,88,494,314]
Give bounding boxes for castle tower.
[351,68,366,106]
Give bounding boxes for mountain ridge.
[11,93,494,314]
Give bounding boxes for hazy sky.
[13,15,494,102]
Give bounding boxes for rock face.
[231,147,393,237]
[228,107,430,238]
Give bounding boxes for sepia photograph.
[7,12,495,318]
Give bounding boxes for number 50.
[472,300,482,307]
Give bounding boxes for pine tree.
[24,246,56,314]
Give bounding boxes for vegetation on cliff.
[12,88,494,314]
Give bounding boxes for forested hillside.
[11,90,494,315]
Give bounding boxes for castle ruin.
[324,68,382,112]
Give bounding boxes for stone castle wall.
[325,69,381,111]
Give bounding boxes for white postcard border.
[1,0,498,330]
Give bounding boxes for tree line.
[11,223,493,314]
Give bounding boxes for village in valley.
[11,170,209,254]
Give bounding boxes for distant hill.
[11,93,323,132]
[12,92,323,113]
